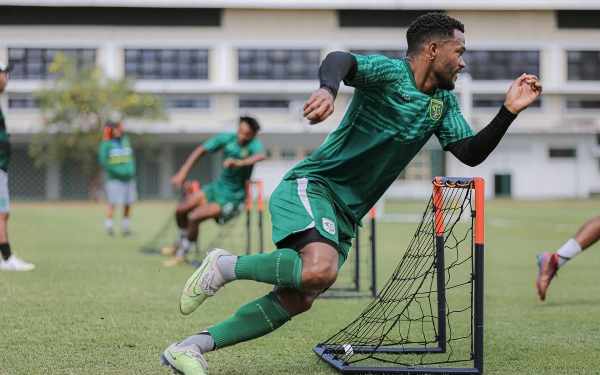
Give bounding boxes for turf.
[1,199,599,374]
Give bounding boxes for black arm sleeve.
[318,51,358,99]
[444,105,517,167]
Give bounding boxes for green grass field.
[1,199,600,374]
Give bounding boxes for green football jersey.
[204,133,264,200]
[285,54,475,224]
[0,106,11,172]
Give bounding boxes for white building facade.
[0,1,599,200]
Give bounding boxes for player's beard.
[434,60,460,91]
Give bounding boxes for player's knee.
[302,263,338,290]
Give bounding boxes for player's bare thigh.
[188,202,222,222]
[176,190,208,214]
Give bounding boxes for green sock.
[207,292,291,349]
[235,248,304,291]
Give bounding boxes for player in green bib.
[162,116,265,267]
[161,13,542,374]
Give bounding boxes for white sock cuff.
[177,227,187,237]
[556,238,582,260]
[104,218,113,229]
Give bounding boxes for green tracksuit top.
[98,135,136,182]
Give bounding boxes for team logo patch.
[322,218,336,235]
[240,147,249,158]
[429,99,444,121]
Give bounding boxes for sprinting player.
[161,12,542,374]
[98,121,137,236]
[163,116,265,267]
[536,216,600,301]
[0,62,35,272]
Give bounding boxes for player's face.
[237,121,256,146]
[112,127,123,138]
[0,72,7,93]
[434,29,466,91]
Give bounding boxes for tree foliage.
[29,52,166,199]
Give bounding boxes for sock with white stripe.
[556,238,582,268]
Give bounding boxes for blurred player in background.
[536,216,600,300]
[0,62,35,271]
[161,13,542,374]
[98,120,137,236]
[163,116,265,267]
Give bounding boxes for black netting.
[136,152,161,199]
[7,147,46,200]
[140,180,265,261]
[316,179,479,373]
[61,159,91,200]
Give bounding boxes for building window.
[350,50,405,60]
[8,94,38,109]
[239,99,290,109]
[339,10,441,28]
[494,174,511,198]
[557,10,600,29]
[0,6,221,26]
[161,95,210,109]
[473,95,541,108]
[462,51,539,80]
[125,49,209,80]
[567,51,600,81]
[549,148,576,158]
[8,48,96,79]
[566,97,600,109]
[238,49,320,80]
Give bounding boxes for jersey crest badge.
[322,218,336,235]
[240,147,249,158]
[429,99,444,121]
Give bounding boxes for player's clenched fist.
[303,88,335,125]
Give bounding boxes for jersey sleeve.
[203,133,230,154]
[98,141,111,170]
[248,139,265,155]
[344,54,403,91]
[435,93,475,149]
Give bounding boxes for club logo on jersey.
[240,147,249,158]
[401,93,411,101]
[322,218,336,235]
[429,99,444,121]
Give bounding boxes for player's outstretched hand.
[303,88,334,125]
[504,73,543,114]
[170,172,186,189]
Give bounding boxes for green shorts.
[204,183,244,224]
[269,177,356,269]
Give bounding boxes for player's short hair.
[240,116,261,133]
[406,13,465,56]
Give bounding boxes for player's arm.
[444,74,542,167]
[444,106,516,167]
[223,152,266,169]
[98,142,111,170]
[303,51,358,125]
[171,144,207,189]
